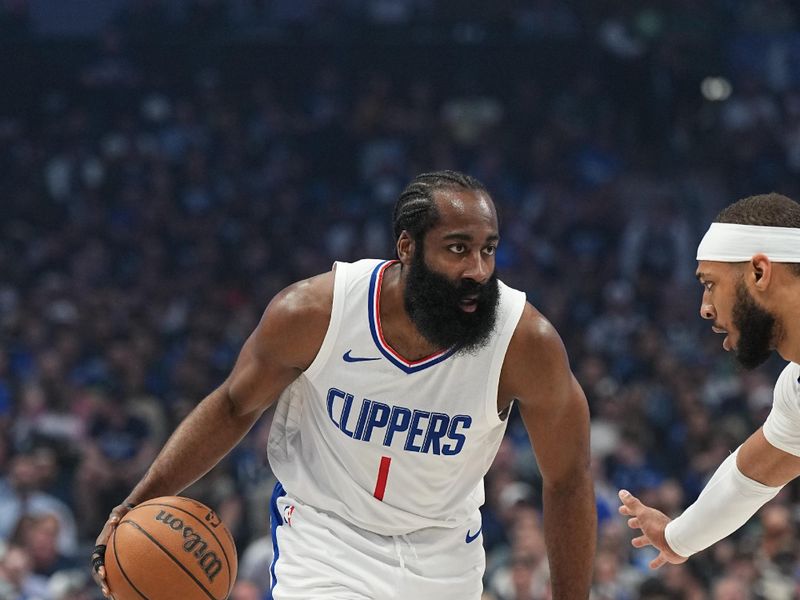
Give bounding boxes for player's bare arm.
[738,427,800,486]
[499,303,596,600]
[124,271,333,501]
[92,271,333,596]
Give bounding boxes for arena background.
[2,1,800,598]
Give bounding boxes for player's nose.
[462,252,490,284]
[700,301,715,320]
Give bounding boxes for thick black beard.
[403,247,500,355]
[732,280,777,370]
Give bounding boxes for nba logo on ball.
[205,510,222,528]
[104,496,238,600]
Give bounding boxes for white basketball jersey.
[762,362,800,457]
[267,259,526,535]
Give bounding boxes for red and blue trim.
[268,481,287,599]
[368,260,456,374]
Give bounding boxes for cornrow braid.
[392,170,487,243]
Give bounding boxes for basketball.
[104,496,238,600]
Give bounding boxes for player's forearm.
[542,470,596,599]
[665,448,782,557]
[124,386,263,504]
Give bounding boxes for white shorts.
[268,482,485,600]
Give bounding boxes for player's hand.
[618,489,687,569]
[91,502,136,599]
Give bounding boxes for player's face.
[404,190,500,353]
[697,261,778,369]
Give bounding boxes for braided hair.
[392,170,488,247]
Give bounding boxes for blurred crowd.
[3,0,800,599]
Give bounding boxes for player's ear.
[751,253,772,289]
[397,231,414,265]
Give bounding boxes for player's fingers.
[95,516,119,550]
[91,568,110,598]
[631,535,650,548]
[100,575,113,598]
[650,553,668,570]
[91,544,107,576]
[95,502,135,549]
[618,504,632,516]
[618,490,641,512]
[91,569,103,591]
[92,502,136,595]
[627,517,640,530]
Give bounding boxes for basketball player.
[618,193,800,568]
[91,171,596,599]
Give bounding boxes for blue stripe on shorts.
[268,481,287,599]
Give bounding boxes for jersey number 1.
[373,456,392,501]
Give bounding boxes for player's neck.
[379,262,444,361]
[779,322,800,364]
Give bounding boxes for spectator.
[73,393,155,537]
[0,452,78,557]
[230,580,262,600]
[12,513,79,577]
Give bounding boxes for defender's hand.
[91,502,136,598]
[618,490,687,569]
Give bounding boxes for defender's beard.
[731,280,778,370]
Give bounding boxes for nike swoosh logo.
[343,350,381,363]
[465,525,482,544]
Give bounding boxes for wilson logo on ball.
[154,510,223,582]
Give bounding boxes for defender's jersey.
[267,259,526,535]
[763,362,800,457]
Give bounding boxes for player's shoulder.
[775,362,800,397]
[260,258,387,335]
[501,302,570,388]
[507,302,567,361]
[499,302,575,409]
[268,270,334,324]
[249,270,335,369]
[788,362,800,381]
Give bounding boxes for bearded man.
[620,193,800,569]
[92,170,596,600]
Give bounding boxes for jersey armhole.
[762,362,800,457]
[484,286,527,426]
[303,262,348,381]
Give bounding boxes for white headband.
[696,222,800,262]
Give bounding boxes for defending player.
[92,171,596,599]
[619,193,800,568]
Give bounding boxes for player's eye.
[483,245,497,256]
[449,243,466,254]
